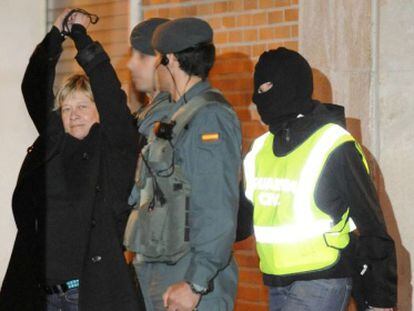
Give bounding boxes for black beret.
[130,18,170,55]
[152,17,213,54]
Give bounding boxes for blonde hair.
[54,74,94,111]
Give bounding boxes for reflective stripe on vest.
[243,123,367,275]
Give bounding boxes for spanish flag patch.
[201,132,220,142]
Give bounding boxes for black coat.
[0,27,141,310]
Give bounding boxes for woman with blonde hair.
[0,9,141,311]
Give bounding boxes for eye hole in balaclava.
[252,47,314,127]
[258,82,273,94]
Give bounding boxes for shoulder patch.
[201,132,220,142]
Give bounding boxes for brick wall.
[46,1,359,310]
[47,0,132,108]
[143,0,298,153]
[141,1,299,310]
[47,0,314,309]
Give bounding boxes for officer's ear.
[156,53,173,69]
[161,55,169,66]
[165,53,180,69]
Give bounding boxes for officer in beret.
[125,17,172,208]
[124,17,172,310]
[127,17,242,311]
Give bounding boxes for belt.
[43,279,80,295]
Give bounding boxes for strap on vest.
[137,95,171,123]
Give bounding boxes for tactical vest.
[124,89,235,264]
[244,123,369,276]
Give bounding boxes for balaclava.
[253,47,314,131]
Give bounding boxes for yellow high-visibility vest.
[244,123,368,276]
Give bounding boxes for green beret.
[130,18,169,55]
[152,17,213,54]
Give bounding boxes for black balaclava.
[253,47,315,132]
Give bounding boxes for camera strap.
[61,8,100,37]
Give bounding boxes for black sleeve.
[316,142,397,308]
[21,26,64,133]
[236,180,253,242]
[70,24,138,150]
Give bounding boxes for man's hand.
[53,8,72,32]
[163,281,201,311]
[368,308,393,311]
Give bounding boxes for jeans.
[134,253,238,311]
[269,278,352,311]
[46,288,79,311]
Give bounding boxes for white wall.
[378,1,414,310]
[300,0,414,309]
[0,1,46,282]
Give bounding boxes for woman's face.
[61,91,100,140]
